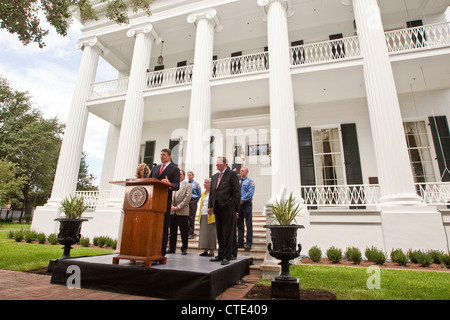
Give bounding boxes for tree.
[77,151,98,191]
[0,159,27,207]
[0,75,63,215]
[0,0,152,48]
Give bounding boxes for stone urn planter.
[54,218,88,259]
[54,195,89,259]
[264,192,304,299]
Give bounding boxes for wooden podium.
[110,178,171,268]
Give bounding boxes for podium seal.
[128,186,147,208]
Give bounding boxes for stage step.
[173,211,267,273]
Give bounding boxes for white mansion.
[32,0,450,254]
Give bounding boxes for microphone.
[143,166,148,178]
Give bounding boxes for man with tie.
[150,148,180,257]
[208,156,241,265]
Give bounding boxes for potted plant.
[54,194,89,259]
[264,192,304,298]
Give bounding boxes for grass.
[259,265,450,300]
[0,222,114,271]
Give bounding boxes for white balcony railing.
[385,22,450,54]
[74,182,450,211]
[89,77,129,99]
[146,64,194,89]
[212,51,269,78]
[300,184,381,208]
[291,36,361,66]
[74,190,111,210]
[87,22,450,100]
[415,182,450,205]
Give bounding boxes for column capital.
[187,8,223,32]
[257,0,294,20]
[127,23,162,45]
[76,37,107,54]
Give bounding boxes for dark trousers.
[237,201,253,247]
[162,210,170,256]
[215,203,236,260]
[188,198,199,236]
[169,214,188,252]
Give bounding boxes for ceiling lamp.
[157,41,164,65]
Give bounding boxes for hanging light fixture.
[157,41,164,65]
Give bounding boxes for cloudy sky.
[0,17,117,186]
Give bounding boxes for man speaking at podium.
[150,148,180,257]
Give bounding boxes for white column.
[109,25,157,203]
[185,9,222,185]
[352,0,422,205]
[48,37,103,205]
[99,123,120,191]
[257,0,301,198]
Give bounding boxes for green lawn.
[260,265,450,300]
[0,222,114,271]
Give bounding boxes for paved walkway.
[0,269,259,300]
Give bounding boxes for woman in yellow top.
[198,178,216,257]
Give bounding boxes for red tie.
[216,171,223,189]
[159,164,165,175]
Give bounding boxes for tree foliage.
[0,0,152,48]
[0,75,63,213]
[77,151,98,191]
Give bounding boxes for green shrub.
[14,230,24,242]
[365,246,387,265]
[93,236,117,248]
[37,233,46,244]
[440,253,450,268]
[308,246,322,262]
[24,230,37,243]
[427,250,443,264]
[345,247,362,265]
[80,236,90,247]
[47,233,58,245]
[326,246,342,263]
[390,249,408,266]
[7,229,15,239]
[408,249,422,264]
[416,251,433,267]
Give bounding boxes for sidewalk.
[0,269,259,300]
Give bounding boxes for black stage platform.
[50,253,251,300]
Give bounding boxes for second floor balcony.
[88,22,450,101]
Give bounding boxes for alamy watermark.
[66,265,81,289]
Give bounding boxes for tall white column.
[257,0,301,198]
[100,123,120,191]
[48,37,103,205]
[185,9,222,185]
[109,25,157,203]
[352,0,422,205]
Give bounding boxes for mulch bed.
[300,257,450,272]
[244,284,336,300]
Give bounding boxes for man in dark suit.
[150,148,180,257]
[208,156,240,265]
